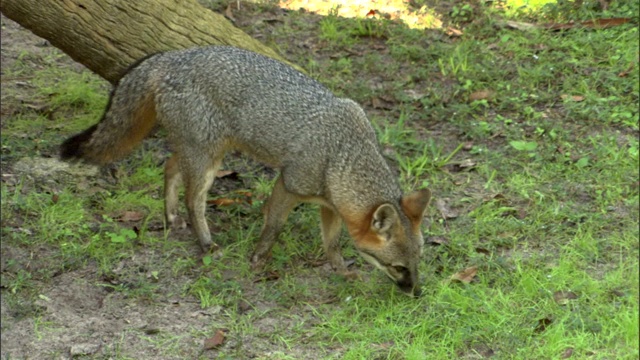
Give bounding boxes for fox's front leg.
[164,155,186,229]
[320,206,359,281]
[250,176,299,270]
[182,156,222,253]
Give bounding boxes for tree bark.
[0,0,298,84]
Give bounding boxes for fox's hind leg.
[250,175,299,270]
[164,154,186,230]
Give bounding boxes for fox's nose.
[397,280,421,297]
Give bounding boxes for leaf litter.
[203,329,227,350]
[450,266,478,284]
[435,198,459,220]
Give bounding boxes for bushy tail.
[60,62,158,166]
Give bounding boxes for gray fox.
[61,46,431,297]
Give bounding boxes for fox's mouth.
[393,264,421,297]
[358,251,422,297]
[396,278,422,297]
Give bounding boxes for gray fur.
[61,46,430,297]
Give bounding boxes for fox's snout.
[395,269,421,297]
[397,281,422,297]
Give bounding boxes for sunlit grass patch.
[281,0,443,29]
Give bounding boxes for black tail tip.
[60,125,97,161]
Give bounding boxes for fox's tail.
[60,57,158,166]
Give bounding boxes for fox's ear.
[372,204,398,235]
[401,189,431,223]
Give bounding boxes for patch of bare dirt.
[2,268,208,359]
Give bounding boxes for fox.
[60,46,431,297]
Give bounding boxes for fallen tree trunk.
[1,0,297,84]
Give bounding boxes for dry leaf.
[330,51,348,59]
[23,103,53,118]
[561,347,574,359]
[553,290,578,305]
[561,94,585,102]
[435,198,459,219]
[618,61,635,77]
[224,3,236,22]
[116,211,144,222]
[207,198,243,206]
[372,341,395,350]
[235,190,253,198]
[533,43,548,51]
[345,48,364,57]
[535,317,553,333]
[236,191,254,205]
[517,208,527,220]
[504,20,539,31]
[471,343,495,358]
[462,141,474,151]
[503,18,630,32]
[469,90,495,102]
[203,329,226,350]
[371,96,394,110]
[446,27,463,37]
[546,17,631,30]
[427,236,449,245]
[215,170,237,179]
[610,289,626,298]
[237,299,252,315]
[207,190,252,207]
[253,270,280,283]
[308,295,340,305]
[450,158,477,173]
[488,193,510,205]
[457,158,477,169]
[450,266,478,283]
[306,258,328,267]
[404,89,426,101]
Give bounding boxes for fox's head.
[352,189,431,297]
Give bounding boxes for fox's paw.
[249,252,271,272]
[201,242,222,258]
[168,215,187,230]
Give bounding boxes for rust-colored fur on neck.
[342,206,382,249]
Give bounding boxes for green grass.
[1,0,638,358]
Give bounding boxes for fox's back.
[154,46,334,109]
[136,46,380,168]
